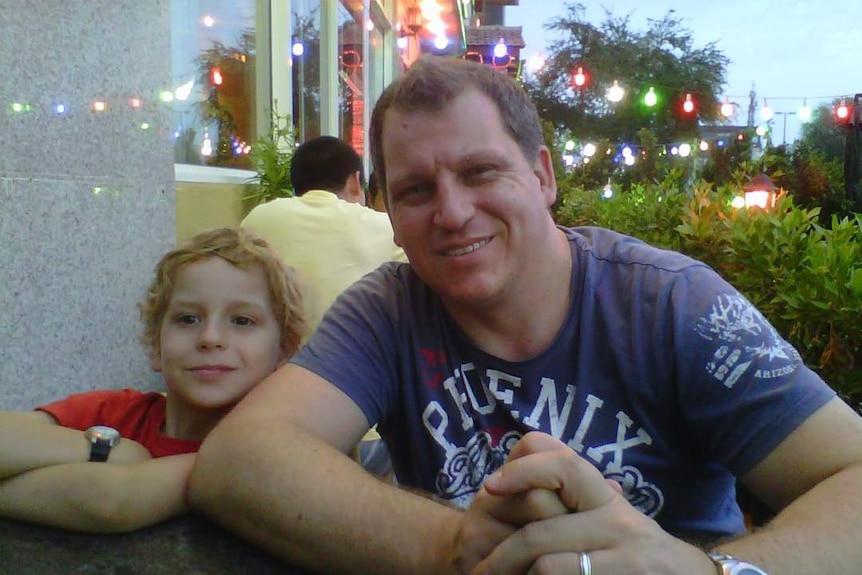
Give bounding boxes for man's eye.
[233,316,256,327]
[392,182,434,204]
[464,165,496,180]
[405,182,434,195]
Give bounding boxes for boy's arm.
[0,411,152,480]
[0,453,196,532]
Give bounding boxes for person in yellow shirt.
[242,136,406,332]
[241,136,405,477]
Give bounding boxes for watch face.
[86,425,120,442]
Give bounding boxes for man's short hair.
[290,136,365,196]
[369,56,544,200]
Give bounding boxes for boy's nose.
[197,323,227,350]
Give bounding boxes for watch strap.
[88,439,112,462]
[706,550,770,575]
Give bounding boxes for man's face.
[382,89,556,311]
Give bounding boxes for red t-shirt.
[37,389,202,457]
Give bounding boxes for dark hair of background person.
[291,136,366,196]
[369,55,544,203]
[365,171,390,213]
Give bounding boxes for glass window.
[171,0,258,169]
[292,0,322,142]
[367,2,389,131]
[337,2,366,157]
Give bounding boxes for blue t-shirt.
[292,226,835,539]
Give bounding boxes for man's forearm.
[190,420,475,574]
[718,463,862,574]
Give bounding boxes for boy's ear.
[149,350,163,373]
[276,345,293,368]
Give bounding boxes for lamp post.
[743,170,777,209]
[771,111,797,145]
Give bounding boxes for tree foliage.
[196,31,257,169]
[798,102,847,163]
[525,2,730,146]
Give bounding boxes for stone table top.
[0,515,313,574]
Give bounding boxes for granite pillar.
[0,1,175,409]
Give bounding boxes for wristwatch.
[84,425,121,462]
[707,551,769,575]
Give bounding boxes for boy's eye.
[177,314,200,325]
[233,316,256,327]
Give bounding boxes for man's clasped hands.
[460,432,714,575]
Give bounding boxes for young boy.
[0,227,306,533]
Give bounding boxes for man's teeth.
[447,239,488,256]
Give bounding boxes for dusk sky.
[507,1,861,143]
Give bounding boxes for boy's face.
[151,257,286,413]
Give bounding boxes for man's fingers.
[606,478,623,495]
[473,487,568,526]
[526,551,606,575]
[504,431,568,461]
[469,510,615,575]
[484,448,618,513]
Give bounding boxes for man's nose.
[432,177,475,230]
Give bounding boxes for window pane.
[293,0,322,142]
[171,0,257,168]
[338,2,365,156]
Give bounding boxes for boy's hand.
[0,411,151,479]
[0,453,196,532]
[107,438,153,463]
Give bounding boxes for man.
[241,135,406,331]
[190,56,862,574]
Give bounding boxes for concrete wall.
[0,1,175,409]
[176,181,249,243]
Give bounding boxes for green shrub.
[555,180,862,409]
[245,111,295,208]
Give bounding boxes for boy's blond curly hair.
[138,227,307,361]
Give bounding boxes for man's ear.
[533,146,557,208]
[344,171,366,206]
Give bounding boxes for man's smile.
[442,237,491,257]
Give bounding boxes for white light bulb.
[493,39,507,58]
[607,80,624,103]
[201,131,213,156]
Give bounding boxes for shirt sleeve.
[36,389,139,431]
[671,264,836,476]
[290,264,405,428]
